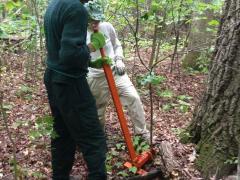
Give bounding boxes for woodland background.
[1,0,240,179]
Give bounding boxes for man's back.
[43,1,108,179]
[44,0,90,77]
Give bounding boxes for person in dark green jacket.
[44,0,108,179]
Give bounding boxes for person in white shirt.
[85,0,155,143]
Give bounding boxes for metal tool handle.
[100,47,137,161]
[94,30,137,161]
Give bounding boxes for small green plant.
[117,171,129,177]
[114,162,123,168]
[2,103,13,114]
[160,95,192,113]
[128,166,138,174]
[185,50,211,74]
[115,143,126,150]
[172,128,185,137]
[177,95,192,113]
[117,166,137,177]
[29,115,57,140]
[224,157,238,165]
[11,119,29,129]
[106,147,123,173]
[161,42,174,53]
[133,136,141,146]
[172,128,192,143]
[195,51,211,73]
[133,136,150,154]
[162,103,174,112]
[158,89,175,112]
[9,161,46,179]
[106,153,113,172]
[31,171,46,179]
[15,85,33,100]
[110,148,120,156]
[157,89,174,98]
[178,100,190,113]
[177,95,192,101]
[9,160,37,179]
[137,72,166,86]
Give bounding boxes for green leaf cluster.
[29,115,58,140]
[0,0,48,52]
[15,85,33,99]
[137,72,166,86]
[133,136,150,154]
[158,91,192,113]
[224,157,238,165]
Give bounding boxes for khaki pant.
[87,73,149,135]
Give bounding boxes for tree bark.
[187,0,240,178]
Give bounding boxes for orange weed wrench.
[95,30,154,175]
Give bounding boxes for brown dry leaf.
[171,170,179,177]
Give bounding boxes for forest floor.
[0,51,206,179]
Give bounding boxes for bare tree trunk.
[1,7,6,21]
[149,24,158,68]
[187,0,240,178]
[181,0,216,69]
[0,69,18,179]
[145,0,152,11]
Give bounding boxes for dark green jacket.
[44,0,90,78]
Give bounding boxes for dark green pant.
[44,69,107,180]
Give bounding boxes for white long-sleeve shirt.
[87,22,123,77]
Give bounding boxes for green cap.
[84,0,105,21]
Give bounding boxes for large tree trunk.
[187,0,240,178]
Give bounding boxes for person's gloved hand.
[114,56,125,75]
[89,56,112,69]
[90,32,106,50]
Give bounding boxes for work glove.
[114,56,125,75]
[89,56,112,69]
[90,32,106,50]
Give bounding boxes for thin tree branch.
[0,86,18,180]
